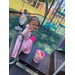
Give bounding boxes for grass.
[9,0,65,22]
[9,0,65,25]
[9,0,44,15]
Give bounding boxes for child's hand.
[33,26,38,31]
[27,26,34,32]
[19,9,22,12]
[27,26,37,32]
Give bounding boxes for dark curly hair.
[28,16,40,27]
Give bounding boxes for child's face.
[29,20,38,31]
[24,10,27,14]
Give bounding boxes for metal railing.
[52,61,65,75]
[9,26,24,64]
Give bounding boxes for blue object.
[45,23,57,30]
[45,23,50,30]
[53,23,56,26]
[57,11,65,17]
[59,24,65,28]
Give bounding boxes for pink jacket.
[11,24,33,58]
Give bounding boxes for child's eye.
[35,25,38,27]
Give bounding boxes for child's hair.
[24,9,27,12]
[28,16,40,27]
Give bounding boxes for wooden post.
[33,0,39,13]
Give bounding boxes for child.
[11,16,40,58]
[19,9,30,29]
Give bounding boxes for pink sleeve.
[26,24,29,28]
[18,39,32,55]
[22,25,32,41]
[11,24,32,58]
[22,36,36,54]
[11,36,22,58]
[21,24,29,35]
